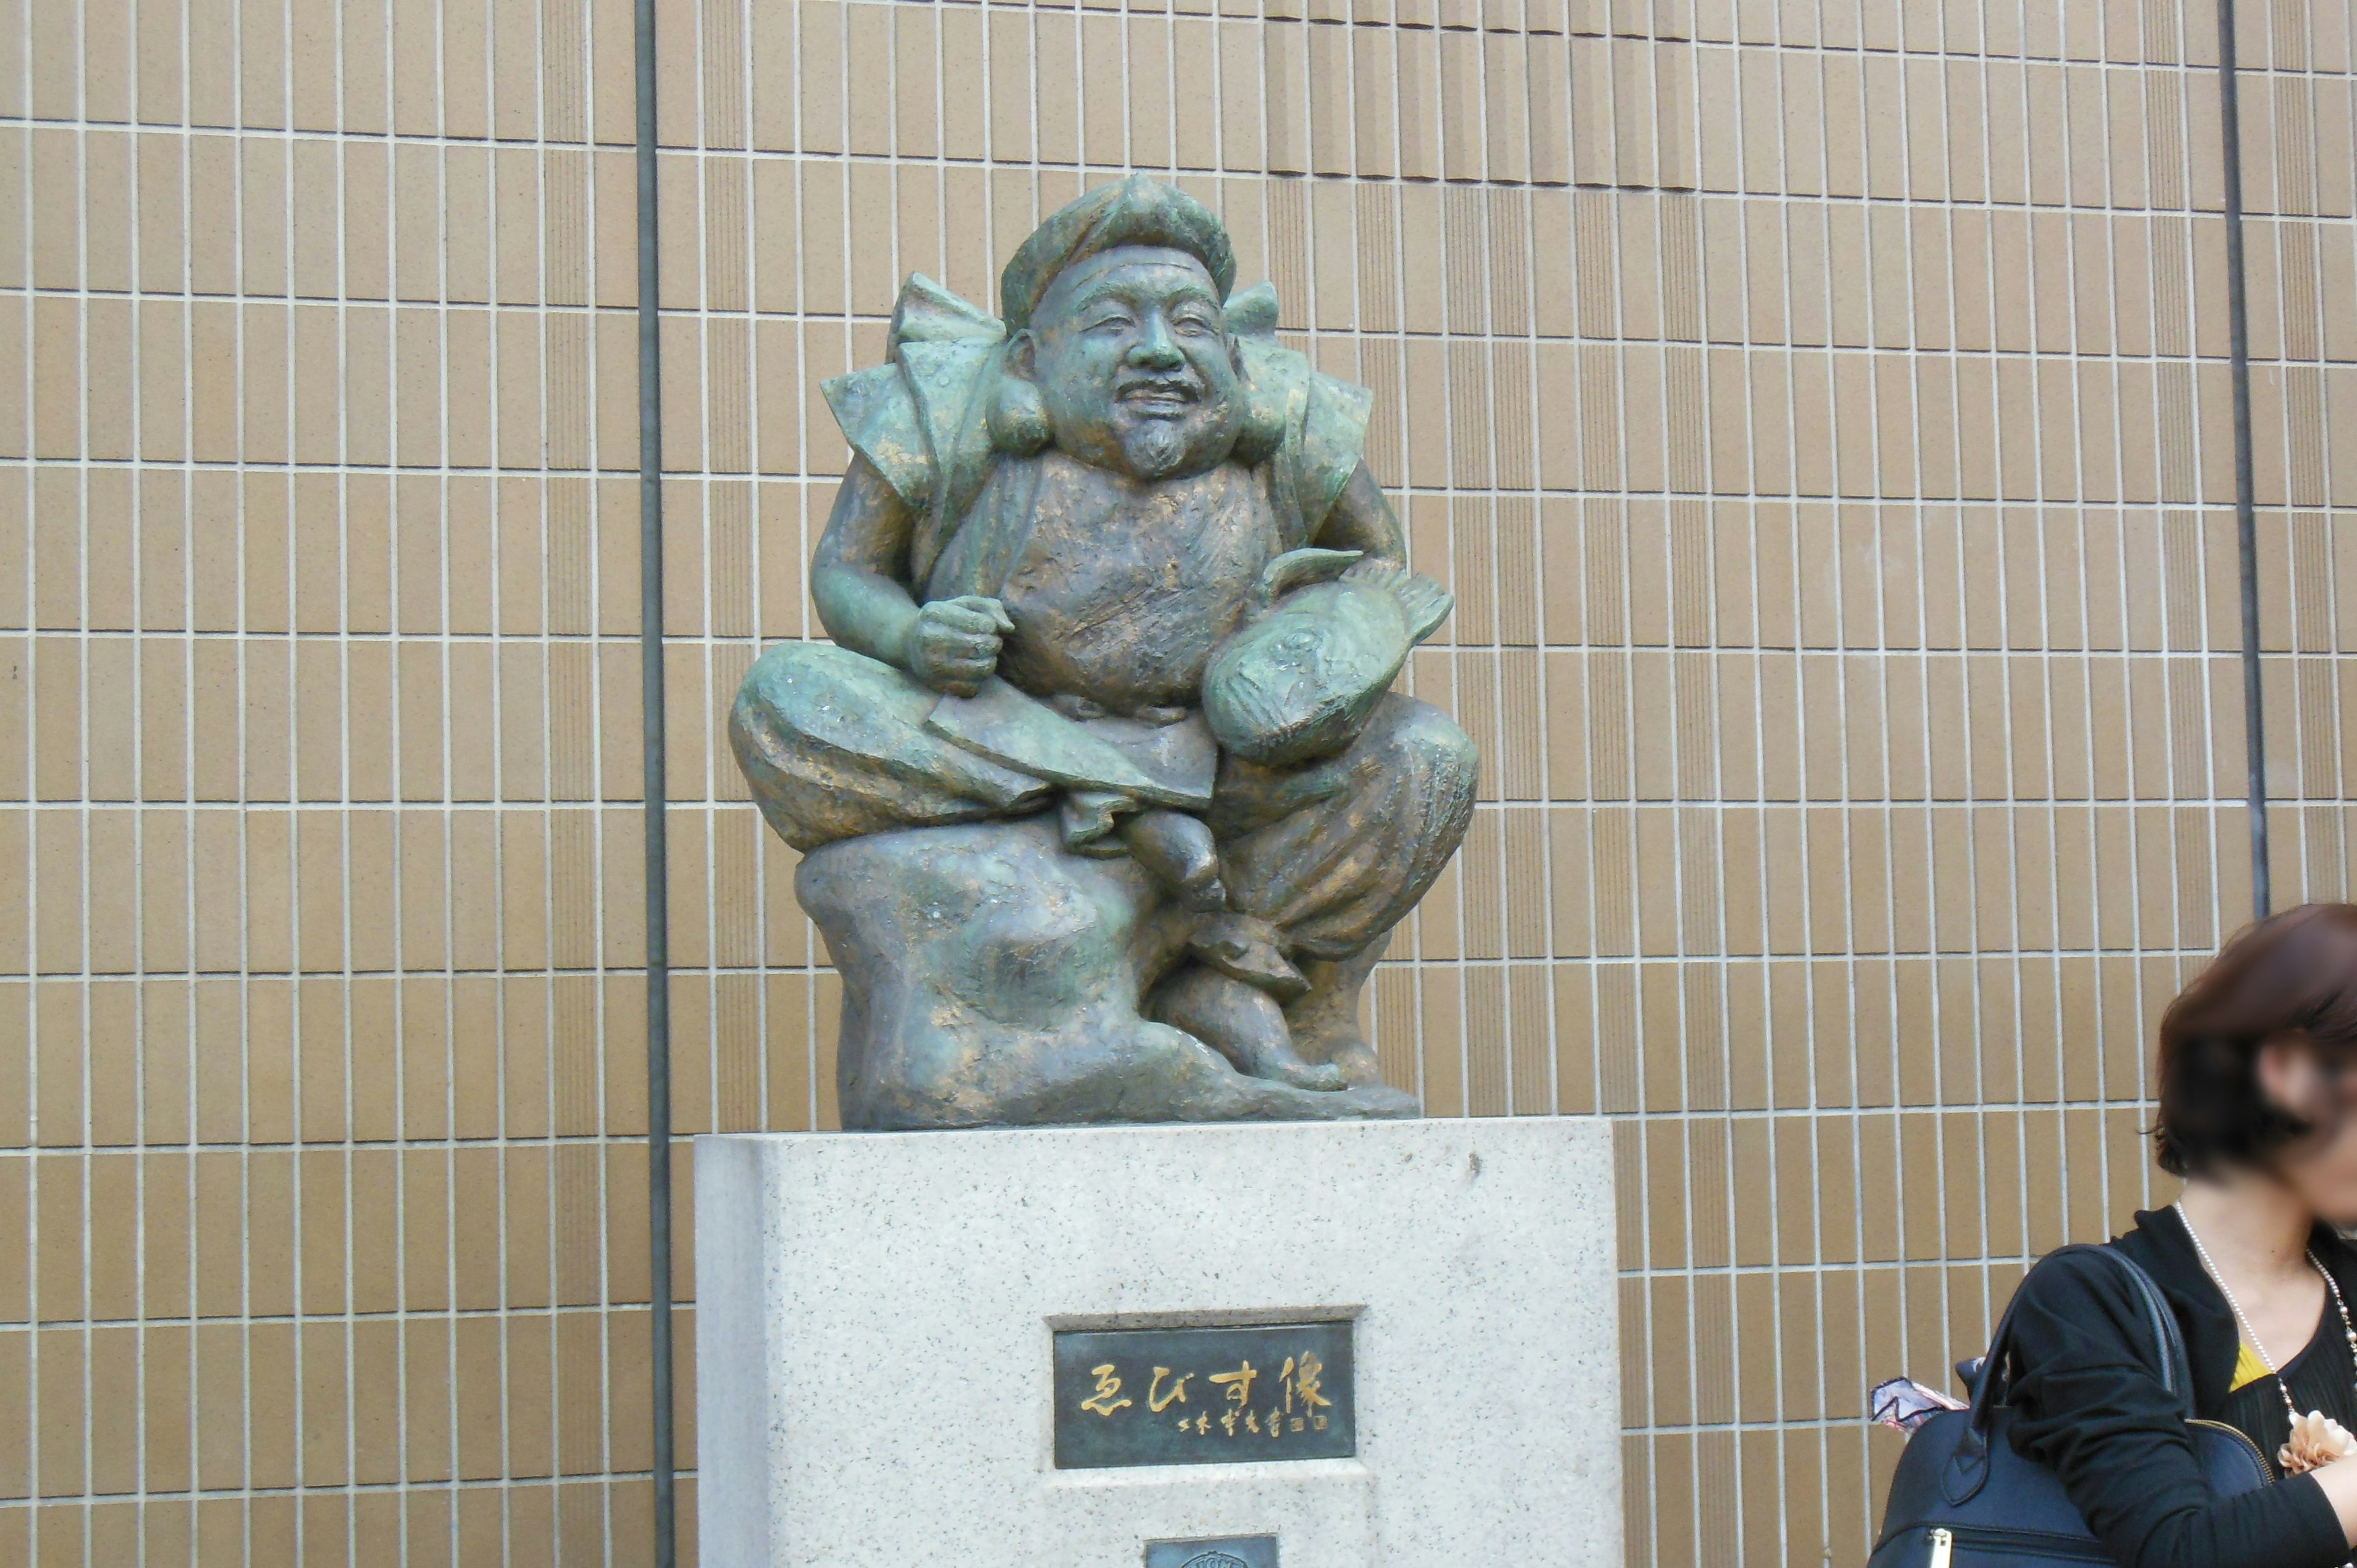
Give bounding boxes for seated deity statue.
[729,176,1478,1128]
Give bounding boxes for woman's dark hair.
[2155,902,2357,1176]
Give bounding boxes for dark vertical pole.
[633,0,675,1558]
[2217,0,2270,917]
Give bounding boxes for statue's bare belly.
[993,454,1279,714]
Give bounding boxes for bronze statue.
[730,176,1477,1127]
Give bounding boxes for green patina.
[729,176,1478,1129]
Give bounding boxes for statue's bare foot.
[1118,808,1228,912]
[1147,965,1345,1092]
[1312,1037,1384,1088]
[1286,950,1388,1088]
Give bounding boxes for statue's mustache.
[1115,369,1204,409]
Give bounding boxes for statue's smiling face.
[1019,245,1245,482]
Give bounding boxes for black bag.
[1870,1245,2272,1566]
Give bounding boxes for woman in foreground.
[2008,903,2357,1565]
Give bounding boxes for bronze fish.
[1203,550,1452,767]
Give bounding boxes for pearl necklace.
[2175,1200,2357,1424]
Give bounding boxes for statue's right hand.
[902,596,1013,697]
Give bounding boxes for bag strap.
[2103,1249,2194,1416]
[1941,1243,2193,1504]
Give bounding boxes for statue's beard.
[1105,394,1239,481]
[1120,416,1194,479]
[1039,367,1245,481]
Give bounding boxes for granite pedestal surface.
[694,1118,1620,1567]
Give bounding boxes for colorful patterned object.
[1870,1377,1968,1434]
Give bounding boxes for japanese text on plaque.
[1051,1321,1355,1470]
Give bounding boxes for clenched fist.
[902,595,1015,697]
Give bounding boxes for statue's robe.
[729,278,1476,964]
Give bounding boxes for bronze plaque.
[1053,1321,1354,1470]
[1143,1537,1279,1568]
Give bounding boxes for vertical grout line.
[1701,42,1752,1560]
[290,0,338,1545]
[123,0,155,1553]
[632,0,673,1558]
[2036,9,2074,1320]
[7,0,32,1551]
[1648,183,1704,1567]
[472,0,501,1557]
[1833,32,1881,1558]
[1722,44,1794,1556]
[387,0,421,1551]
[1972,0,2014,1382]
[71,4,91,1559]
[746,0,769,1151]
[1770,26,1835,1559]
[2215,0,2271,920]
[1388,41,1422,1118]
[688,0,717,1502]
[1440,204,1468,1121]
[230,0,261,1553]
[797,0,821,1135]
[179,0,203,1554]
[522,7,562,1553]
[337,2,369,1553]
[1606,171,1654,1568]
[576,0,608,1547]
[1525,191,1565,1129]
[2092,39,2150,1235]
[1833,30,1886,1543]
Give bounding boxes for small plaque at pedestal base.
[1144,1535,1279,1568]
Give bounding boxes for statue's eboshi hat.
[998,175,1237,331]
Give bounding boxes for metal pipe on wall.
[2216,0,2270,918]
[634,0,676,1557]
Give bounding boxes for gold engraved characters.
[1210,1361,1258,1437]
[1057,1327,1349,1465]
[1208,1361,1258,1406]
[1148,1367,1192,1412]
[1097,1350,1339,1437]
[1287,1352,1332,1430]
[1081,1364,1133,1417]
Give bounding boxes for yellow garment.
[2231,1341,2272,1392]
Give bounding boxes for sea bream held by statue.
[730,176,1477,1129]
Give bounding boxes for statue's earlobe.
[1003,330,1037,379]
[988,333,1053,456]
[1231,361,1287,466]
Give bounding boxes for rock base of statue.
[795,815,1419,1128]
[694,1119,1622,1568]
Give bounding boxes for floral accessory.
[2282,1410,2357,1475]
[2177,1200,2357,1473]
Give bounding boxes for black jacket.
[2006,1206,2352,1568]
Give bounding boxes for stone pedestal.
[694,1119,1620,1567]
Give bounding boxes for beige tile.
[0,13,2311,1562]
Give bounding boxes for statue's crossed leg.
[731,643,1477,1127]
